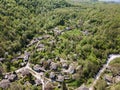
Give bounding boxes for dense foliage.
[0,0,120,90]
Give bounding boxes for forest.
[0,0,120,90]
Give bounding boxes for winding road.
[89,54,120,90]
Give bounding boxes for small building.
[35,79,42,86]
[36,44,45,51]
[47,59,52,66]
[62,63,69,69]
[68,65,76,74]
[104,75,113,84]
[23,52,30,62]
[8,74,17,82]
[38,37,43,40]
[49,72,56,80]
[0,79,10,89]
[115,76,120,83]
[43,35,50,39]
[44,82,54,90]
[65,27,72,30]
[37,44,44,49]
[33,64,46,72]
[56,75,64,82]
[4,73,17,82]
[33,64,41,72]
[0,58,5,62]
[50,62,58,71]
[20,62,26,67]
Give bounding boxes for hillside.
[0,0,120,90]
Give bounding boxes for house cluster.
[53,26,73,36]
[104,66,120,85]
[0,72,17,89]
[27,35,51,47]
[31,57,80,86]
[0,58,5,63]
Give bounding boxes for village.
[0,26,89,90]
[0,25,120,90]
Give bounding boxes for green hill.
[0,0,120,90]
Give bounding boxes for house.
[20,62,26,67]
[65,27,72,30]
[64,75,70,80]
[62,63,69,69]
[104,75,113,84]
[56,75,64,82]
[38,37,43,40]
[8,74,17,82]
[23,52,30,62]
[50,62,58,71]
[0,79,10,89]
[68,64,76,74]
[37,44,45,49]
[35,79,42,86]
[49,72,56,80]
[44,82,54,90]
[24,81,31,86]
[4,73,17,82]
[33,64,46,72]
[42,61,50,70]
[33,64,41,72]
[30,38,39,45]
[39,59,44,66]
[114,76,120,83]
[36,44,45,51]
[43,35,50,39]
[47,59,52,66]
[0,58,5,62]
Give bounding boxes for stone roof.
[33,64,41,72]
[23,52,30,62]
[44,82,54,90]
[35,79,42,86]
[33,64,46,72]
[47,59,52,65]
[8,74,17,82]
[20,62,26,67]
[49,72,56,80]
[56,75,64,82]
[38,37,43,40]
[62,63,69,69]
[0,58,5,62]
[115,76,120,83]
[37,44,45,48]
[68,64,76,74]
[43,35,50,39]
[50,62,58,71]
[104,75,112,83]
[65,27,72,30]
[0,79,10,89]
